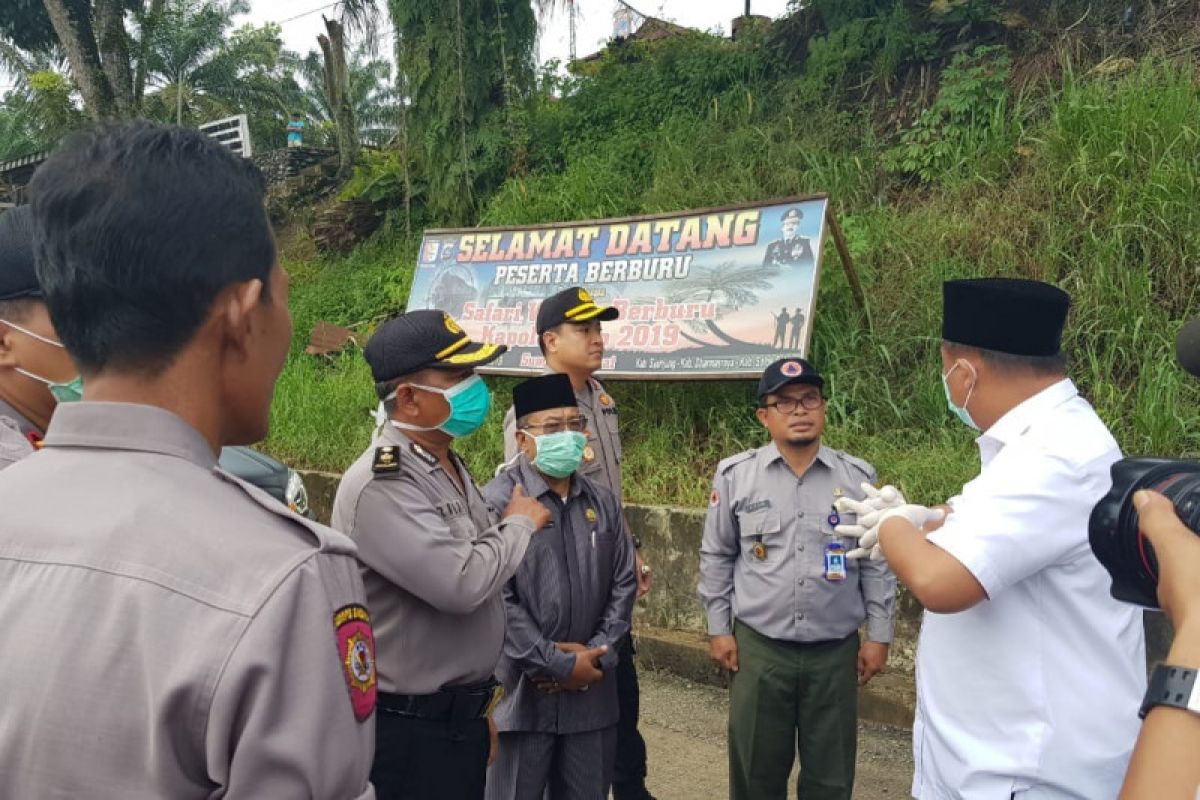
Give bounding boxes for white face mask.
[1,319,83,403]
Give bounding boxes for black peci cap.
[365,309,506,382]
[0,207,40,302]
[943,278,1070,357]
[536,286,619,335]
[513,373,578,419]
[758,357,824,399]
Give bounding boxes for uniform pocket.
[738,510,781,564]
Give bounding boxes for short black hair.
[30,121,275,375]
[944,341,1068,377]
[0,298,38,324]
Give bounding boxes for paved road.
[637,668,914,800]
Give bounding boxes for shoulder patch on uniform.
[334,604,377,722]
[835,450,875,479]
[717,450,756,475]
[372,446,400,473]
[410,442,438,467]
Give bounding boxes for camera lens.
[1089,458,1200,609]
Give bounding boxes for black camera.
[1089,458,1200,608]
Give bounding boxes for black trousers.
[372,711,490,800]
[613,633,649,792]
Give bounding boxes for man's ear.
[755,406,769,429]
[0,325,18,368]
[218,279,265,355]
[542,330,557,356]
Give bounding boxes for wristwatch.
[1139,664,1200,719]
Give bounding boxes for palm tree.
[282,46,398,148]
[669,262,780,347]
[141,0,283,127]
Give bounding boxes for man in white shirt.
[847,278,1146,799]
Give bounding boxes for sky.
[242,0,795,64]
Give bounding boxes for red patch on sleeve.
[334,604,377,722]
[710,489,720,506]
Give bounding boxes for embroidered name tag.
[741,499,772,514]
[435,499,467,519]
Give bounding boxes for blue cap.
[0,206,40,302]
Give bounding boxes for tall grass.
[266,58,1200,507]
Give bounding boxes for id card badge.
[824,542,847,582]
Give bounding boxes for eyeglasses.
[520,417,587,434]
[762,395,824,414]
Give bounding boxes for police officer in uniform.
[0,122,376,797]
[333,309,552,800]
[0,205,78,470]
[502,286,656,800]
[761,207,814,269]
[698,357,896,800]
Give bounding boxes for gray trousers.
[485,727,617,800]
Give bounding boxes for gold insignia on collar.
[585,508,598,522]
[583,445,595,462]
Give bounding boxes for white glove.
[837,504,946,561]
[834,482,906,521]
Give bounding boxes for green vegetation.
[266,23,1200,507]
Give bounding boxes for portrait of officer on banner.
[762,207,815,270]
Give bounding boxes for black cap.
[0,207,40,302]
[513,373,578,419]
[781,207,802,222]
[943,278,1069,357]
[758,357,824,398]
[364,309,506,382]
[536,286,619,334]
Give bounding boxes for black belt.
[377,678,503,723]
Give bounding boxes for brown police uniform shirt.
[332,423,538,695]
[503,377,623,501]
[0,402,376,799]
[0,396,38,470]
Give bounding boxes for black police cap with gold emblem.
[513,373,578,419]
[781,207,802,222]
[758,357,824,399]
[943,278,1069,357]
[536,286,620,334]
[365,309,507,382]
[0,206,40,302]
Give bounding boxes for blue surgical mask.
[941,362,979,431]
[527,430,587,478]
[2,318,83,403]
[388,374,492,439]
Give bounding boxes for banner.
[407,195,830,379]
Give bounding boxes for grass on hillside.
[262,60,1200,508]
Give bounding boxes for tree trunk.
[175,78,185,126]
[319,18,359,180]
[394,32,413,236]
[41,0,117,120]
[95,0,135,116]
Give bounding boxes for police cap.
[943,278,1069,357]
[781,208,803,223]
[0,206,40,302]
[365,309,506,382]
[536,286,619,334]
[758,357,823,399]
[513,373,577,419]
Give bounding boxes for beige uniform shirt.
[503,377,623,500]
[0,402,375,799]
[0,396,37,470]
[333,423,537,695]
